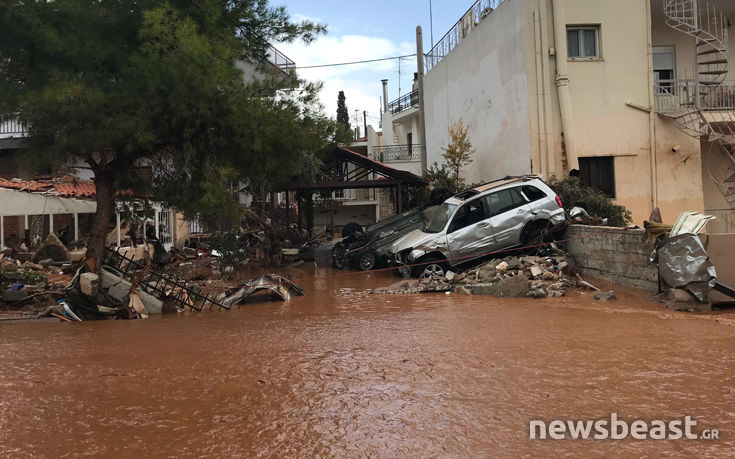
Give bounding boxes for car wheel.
[358,251,377,271]
[332,244,346,269]
[411,255,447,279]
[521,221,549,248]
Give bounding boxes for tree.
[335,90,353,143]
[337,91,350,128]
[0,1,335,272]
[441,119,475,190]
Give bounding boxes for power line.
[294,53,417,69]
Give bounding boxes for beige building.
[422,0,735,231]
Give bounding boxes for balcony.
[266,45,295,72]
[424,0,507,73]
[654,79,735,114]
[373,144,421,162]
[388,90,419,116]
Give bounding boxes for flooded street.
[1,265,735,457]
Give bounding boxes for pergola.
[283,147,427,218]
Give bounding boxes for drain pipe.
[645,1,659,208]
[551,0,579,172]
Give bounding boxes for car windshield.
[423,203,457,233]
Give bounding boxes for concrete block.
[79,273,99,297]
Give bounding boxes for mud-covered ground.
[1,265,734,457]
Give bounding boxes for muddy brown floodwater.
[1,265,735,457]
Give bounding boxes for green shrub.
[209,231,249,273]
[548,176,631,227]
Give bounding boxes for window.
[448,199,485,233]
[407,133,413,155]
[483,188,527,218]
[521,185,547,202]
[653,46,675,94]
[567,26,599,59]
[579,156,615,198]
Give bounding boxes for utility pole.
[363,110,367,139]
[429,0,434,48]
[416,26,428,175]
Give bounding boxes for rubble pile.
[373,255,576,298]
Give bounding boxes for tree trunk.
[87,174,116,274]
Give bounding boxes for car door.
[446,198,495,265]
[482,187,534,249]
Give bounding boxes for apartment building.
[421,0,735,232]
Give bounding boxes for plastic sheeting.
[654,234,717,302]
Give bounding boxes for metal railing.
[424,0,506,73]
[373,145,422,162]
[388,90,419,115]
[654,79,735,113]
[266,45,295,71]
[104,247,229,312]
[0,118,26,136]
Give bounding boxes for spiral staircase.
[662,0,735,208]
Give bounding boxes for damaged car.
[332,188,453,271]
[388,176,567,278]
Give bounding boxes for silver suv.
[388,176,567,278]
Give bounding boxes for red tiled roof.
[0,176,96,199]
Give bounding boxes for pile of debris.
[373,255,593,299]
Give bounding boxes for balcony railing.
[266,45,295,71]
[373,144,421,162]
[388,90,419,115]
[654,79,735,113]
[0,118,26,137]
[424,0,506,73]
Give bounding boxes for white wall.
[424,0,532,184]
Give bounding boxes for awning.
[0,188,96,215]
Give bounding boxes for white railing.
[0,118,26,137]
[424,0,506,72]
[655,79,735,113]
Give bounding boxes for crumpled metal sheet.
[221,274,304,308]
[654,234,716,302]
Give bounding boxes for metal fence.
[388,90,419,115]
[373,145,422,162]
[654,79,735,113]
[424,0,506,73]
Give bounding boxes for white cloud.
[279,33,418,130]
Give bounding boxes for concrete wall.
[424,0,532,184]
[565,224,658,292]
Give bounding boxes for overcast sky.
[276,0,473,131]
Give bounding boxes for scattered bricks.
[530,266,543,278]
[542,270,557,281]
[506,257,520,270]
[445,271,456,281]
[594,291,617,301]
[496,261,509,272]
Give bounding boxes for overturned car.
[332,188,453,271]
[388,176,568,278]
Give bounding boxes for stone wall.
[564,225,658,292]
